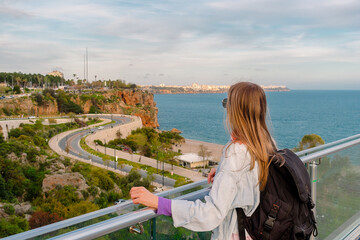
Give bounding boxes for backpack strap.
[236,208,246,240]
[264,204,279,232]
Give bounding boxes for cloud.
[0,0,359,89]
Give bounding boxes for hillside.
[0,89,158,128]
[0,120,153,238]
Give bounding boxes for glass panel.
[28,205,142,239]
[162,182,210,200]
[94,220,152,240]
[155,215,212,240]
[24,183,209,239]
[316,144,360,239]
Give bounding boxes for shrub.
[29,211,63,229]
[13,85,20,94]
[48,118,57,124]
[89,105,101,114]
[3,204,15,215]
[0,216,29,237]
[87,186,99,197]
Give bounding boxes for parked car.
[28,116,36,119]
[89,129,95,133]
[114,199,126,205]
[97,126,104,130]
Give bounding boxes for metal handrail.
[296,133,360,157]
[4,134,360,240]
[49,136,360,240]
[301,137,360,163]
[50,188,211,240]
[2,180,209,240]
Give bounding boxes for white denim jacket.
[172,142,260,240]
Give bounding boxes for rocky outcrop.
[171,128,182,134]
[0,97,58,116]
[42,172,89,192]
[75,89,158,127]
[0,89,159,128]
[14,202,32,215]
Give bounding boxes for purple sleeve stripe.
[156,197,172,216]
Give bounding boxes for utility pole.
[86,48,88,83]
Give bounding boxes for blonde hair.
[226,82,279,190]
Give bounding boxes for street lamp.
[114,148,116,169]
[162,159,165,187]
[156,151,159,174]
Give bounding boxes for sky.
[0,0,360,90]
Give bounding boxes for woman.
[130,82,279,240]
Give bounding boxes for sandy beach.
[173,138,225,163]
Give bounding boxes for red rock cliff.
[0,89,159,128]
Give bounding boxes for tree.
[68,112,75,126]
[65,142,70,155]
[13,85,21,94]
[103,155,111,169]
[198,144,212,169]
[295,134,325,151]
[118,161,125,170]
[116,129,122,139]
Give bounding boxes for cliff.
[0,89,159,128]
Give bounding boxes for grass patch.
[79,137,190,187]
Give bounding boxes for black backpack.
[236,149,318,240]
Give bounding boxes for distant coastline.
[141,83,290,94]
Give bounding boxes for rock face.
[0,97,58,116]
[171,128,182,134]
[42,172,89,192]
[0,89,159,128]
[14,202,32,215]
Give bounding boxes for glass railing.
[3,134,360,240]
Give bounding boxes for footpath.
[48,114,206,184]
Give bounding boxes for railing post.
[151,218,156,240]
[309,160,318,240]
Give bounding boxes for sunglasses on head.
[222,98,227,108]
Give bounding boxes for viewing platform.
[3,134,360,240]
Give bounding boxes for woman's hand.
[208,168,216,184]
[130,187,159,209]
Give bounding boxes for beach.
[173,138,225,163]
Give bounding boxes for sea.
[155,90,360,149]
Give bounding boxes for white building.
[176,153,214,168]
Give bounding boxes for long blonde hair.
[226,82,279,190]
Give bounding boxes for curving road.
[56,114,176,187]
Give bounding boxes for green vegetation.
[104,127,183,159]
[0,72,63,89]
[294,134,360,239]
[13,85,21,94]
[0,120,154,238]
[294,134,325,151]
[315,153,359,239]
[0,72,137,91]
[80,136,190,187]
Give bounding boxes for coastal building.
[176,153,213,168]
